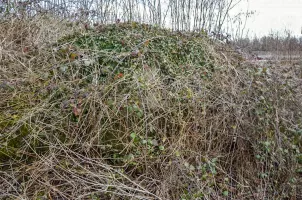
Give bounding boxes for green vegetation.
[0,17,301,199]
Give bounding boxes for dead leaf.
[72,106,81,116]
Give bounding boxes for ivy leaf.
[130,132,136,140]
[136,111,144,118]
[159,145,165,151]
[223,191,229,197]
[189,165,195,171]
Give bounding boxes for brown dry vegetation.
[0,16,301,200]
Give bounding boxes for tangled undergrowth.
[0,16,301,200]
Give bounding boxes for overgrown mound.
[0,17,301,199]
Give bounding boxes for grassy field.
[0,16,301,199]
[253,51,302,61]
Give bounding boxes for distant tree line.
[235,31,302,52]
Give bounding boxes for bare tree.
[1,0,245,37]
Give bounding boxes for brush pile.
[0,16,301,199]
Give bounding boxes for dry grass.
[0,16,301,200]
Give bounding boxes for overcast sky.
[233,0,302,37]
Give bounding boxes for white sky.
[233,0,302,37]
